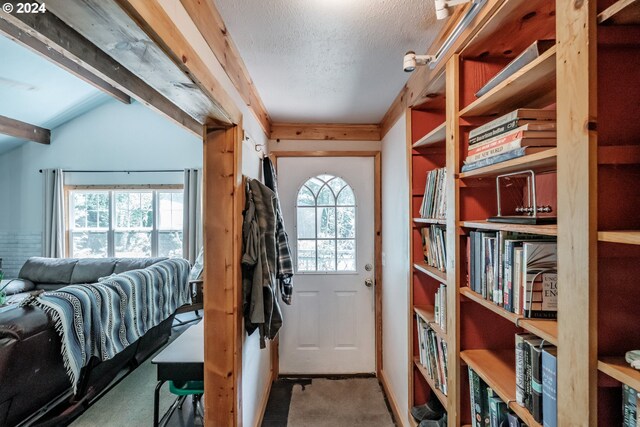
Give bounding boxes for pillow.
[190,249,204,281]
[0,279,36,295]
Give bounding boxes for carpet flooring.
[263,378,396,427]
[70,313,202,427]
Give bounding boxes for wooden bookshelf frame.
[406,1,638,425]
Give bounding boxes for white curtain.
[183,168,203,264]
[43,168,65,258]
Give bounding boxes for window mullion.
[152,191,158,257]
[109,191,115,257]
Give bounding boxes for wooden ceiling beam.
[1,2,203,136]
[112,0,242,127]
[0,17,131,105]
[0,115,50,145]
[180,0,271,135]
[270,123,382,141]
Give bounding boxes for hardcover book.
[469,108,556,143]
[516,333,536,406]
[542,346,557,427]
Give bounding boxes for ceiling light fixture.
[434,0,474,20]
[403,0,486,72]
[403,51,436,72]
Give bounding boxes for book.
[470,367,485,427]
[467,131,556,160]
[475,40,556,98]
[489,395,508,427]
[422,225,447,272]
[507,412,522,427]
[468,367,479,427]
[469,108,557,143]
[542,346,557,427]
[524,337,544,414]
[420,168,447,219]
[470,119,557,145]
[522,242,558,318]
[461,147,551,173]
[531,344,545,423]
[513,247,524,315]
[516,333,536,406]
[468,125,557,155]
[624,384,638,427]
[465,145,551,165]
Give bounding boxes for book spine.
[504,241,513,312]
[469,129,524,154]
[489,397,499,427]
[515,334,528,406]
[524,341,533,411]
[469,119,522,145]
[469,112,521,140]
[513,248,523,315]
[542,349,557,427]
[461,147,528,173]
[531,345,544,423]
[469,367,480,427]
[466,140,529,163]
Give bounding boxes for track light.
[403,51,436,73]
[434,0,473,20]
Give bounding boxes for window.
[68,188,183,258]
[296,174,356,272]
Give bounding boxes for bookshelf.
[406,1,640,425]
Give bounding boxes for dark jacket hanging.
[263,157,294,304]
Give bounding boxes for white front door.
[277,156,376,374]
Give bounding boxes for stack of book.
[420,168,446,219]
[434,284,447,333]
[461,109,556,173]
[467,231,557,318]
[624,384,639,427]
[416,315,448,395]
[515,335,557,426]
[421,225,447,272]
[468,367,524,427]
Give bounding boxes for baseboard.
[379,368,408,427]
[253,376,273,427]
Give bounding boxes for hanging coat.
[242,178,283,348]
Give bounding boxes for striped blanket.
[20,258,191,393]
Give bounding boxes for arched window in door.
[295,174,356,272]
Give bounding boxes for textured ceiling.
[215,0,444,124]
[0,35,108,154]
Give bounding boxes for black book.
[530,344,544,423]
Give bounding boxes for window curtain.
[183,168,203,264]
[43,168,65,258]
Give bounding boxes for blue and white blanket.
[20,258,191,393]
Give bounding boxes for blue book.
[461,147,528,172]
[542,347,558,427]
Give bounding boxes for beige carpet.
[286,378,395,427]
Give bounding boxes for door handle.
[365,278,374,288]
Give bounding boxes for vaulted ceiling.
[0,35,109,154]
[215,0,445,124]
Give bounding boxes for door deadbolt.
[365,263,373,271]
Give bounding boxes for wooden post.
[203,123,244,427]
[445,54,461,427]
[556,0,598,425]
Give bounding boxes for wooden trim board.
[253,375,273,427]
[203,124,244,427]
[270,123,381,141]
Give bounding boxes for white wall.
[156,1,271,425]
[381,114,410,426]
[0,99,201,277]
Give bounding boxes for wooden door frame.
[203,123,244,427]
[269,150,383,378]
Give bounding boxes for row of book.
[515,335,557,427]
[623,384,640,427]
[421,225,447,272]
[468,367,525,427]
[467,231,557,318]
[419,168,446,219]
[416,315,448,395]
[434,284,447,333]
[461,109,556,173]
